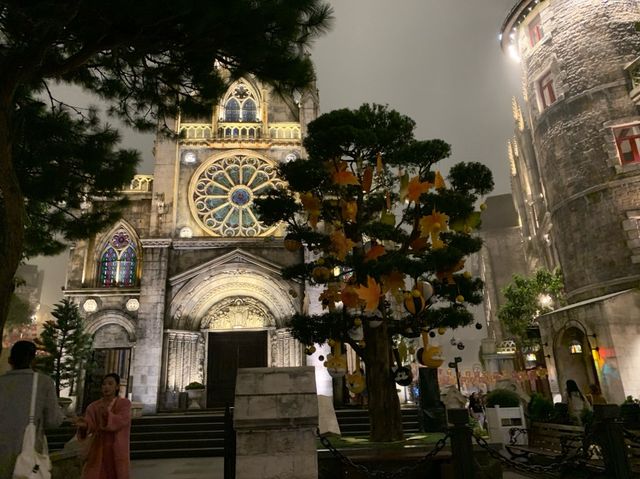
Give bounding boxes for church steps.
[46,406,420,459]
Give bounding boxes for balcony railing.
[125,175,154,192]
[178,122,301,142]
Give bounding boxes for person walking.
[566,379,591,424]
[0,340,64,478]
[74,373,131,479]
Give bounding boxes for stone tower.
[501,0,640,401]
[65,75,319,412]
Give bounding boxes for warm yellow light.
[508,44,521,63]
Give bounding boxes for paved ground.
[131,457,532,479]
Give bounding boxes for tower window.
[538,72,556,109]
[528,15,544,47]
[98,230,138,287]
[614,124,640,164]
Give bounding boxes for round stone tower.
[501,0,640,302]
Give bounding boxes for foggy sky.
[33,0,522,307]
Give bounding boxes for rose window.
[189,153,284,236]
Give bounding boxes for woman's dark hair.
[566,379,580,394]
[103,373,121,385]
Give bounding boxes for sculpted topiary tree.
[255,104,494,441]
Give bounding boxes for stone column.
[161,330,205,408]
[132,238,171,413]
[270,328,303,367]
[234,367,318,479]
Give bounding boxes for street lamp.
[448,356,463,391]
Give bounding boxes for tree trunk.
[0,98,26,356]
[364,320,404,442]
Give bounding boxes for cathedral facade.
[64,76,319,412]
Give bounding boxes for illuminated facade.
[501,0,640,402]
[64,75,320,412]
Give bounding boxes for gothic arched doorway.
[554,326,597,397]
[203,297,273,406]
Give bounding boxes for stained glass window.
[189,154,284,237]
[98,230,138,287]
[222,81,260,122]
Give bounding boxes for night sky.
[34,0,522,306]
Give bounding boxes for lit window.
[538,72,556,109]
[614,124,640,164]
[528,15,544,47]
[569,340,583,355]
[223,81,259,123]
[98,230,138,287]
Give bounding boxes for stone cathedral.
[64,76,319,413]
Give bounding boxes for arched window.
[222,81,260,123]
[242,99,257,122]
[225,98,240,122]
[98,230,138,287]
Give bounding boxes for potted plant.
[35,299,94,414]
[484,388,526,445]
[184,381,206,409]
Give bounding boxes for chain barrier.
[317,429,449,479]
[472,432,602,477]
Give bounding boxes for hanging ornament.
[418,280,434,300]
[475,323,483,330]
[392,348,413,386]
[304,345,316,355]
[429,331,436,338]
[403,289,426,315]
[437,327,446,335]
[324,340,347,378]
[416,330,444,368]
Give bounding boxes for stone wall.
[507,0,640,301]
[234,367,318,479]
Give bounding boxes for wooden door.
[207,331,268,407]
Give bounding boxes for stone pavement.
[131,457,533,479]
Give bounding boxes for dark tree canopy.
[256,104,494,441]
[0,0,333,348]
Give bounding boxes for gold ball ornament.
[312,266,331,283]
[455,295,465,303]
[463,271,472,279]
[437,327,446,335]
[354,318,362,327]
[284,235,302,252]
[327,339,335,347]
[480,203,487,211]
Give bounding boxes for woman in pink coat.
[75,373,131,479]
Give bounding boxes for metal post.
[224,404,236,479]
[593,404,632,479]
[448,408,476,479]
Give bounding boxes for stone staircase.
[47,406,420,460]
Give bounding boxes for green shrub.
[185,381,205,390]
[485,388,521,408]
[528,393,554,422]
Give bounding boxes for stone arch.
[553,322,597,397]
[168,249,299,331]
[86,310,136,346]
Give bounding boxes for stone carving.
[83,299,98,313]
[163,330,204,394]
[270,328,303,367]
[203,297,275,330]
[125,298,139,311]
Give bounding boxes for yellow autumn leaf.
[330,230,356,261]
[407,176,433,203]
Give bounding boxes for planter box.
[486,405,525,445]
[131,401,144,417]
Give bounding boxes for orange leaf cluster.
[332,161,359,186]
[301,192,321,228]
[356,276,382,312]
[330,230,356,261]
